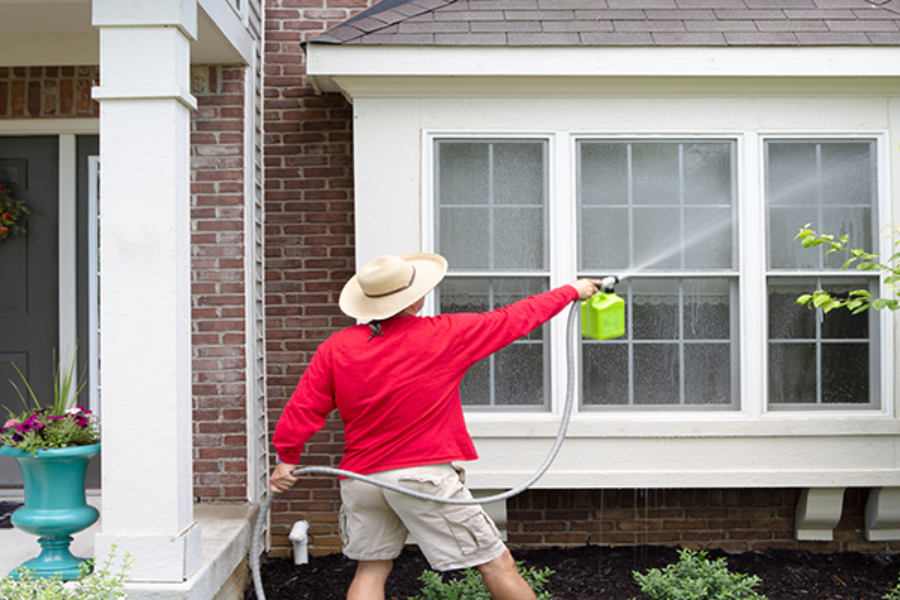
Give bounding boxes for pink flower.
[2,419,20,429]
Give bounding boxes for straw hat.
[339,253,448,320]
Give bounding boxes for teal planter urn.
[0,443,100,580]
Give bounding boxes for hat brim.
[339,253,448,320]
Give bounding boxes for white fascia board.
[308,45,900,97]
[307,44,900,77]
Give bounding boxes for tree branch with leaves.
[795,224,900,314]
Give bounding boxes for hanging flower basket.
[0,183,29,244]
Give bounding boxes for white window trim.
[422,128,893,427]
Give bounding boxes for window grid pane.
[578,140,736,273]
[436,139,548,271]
[438,277,550,410]
[767,277,878,408]
[581,278,738,409]
[767,140,877,271]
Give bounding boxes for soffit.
[0,0,245,67]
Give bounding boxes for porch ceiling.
[0,0,244,67]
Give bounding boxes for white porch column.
[91,0,201,582]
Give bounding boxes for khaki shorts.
[339,463,506,572]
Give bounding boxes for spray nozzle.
[599,276,619,294]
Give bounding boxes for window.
[430,134,884,414]
[578,140,738,410]
[434,139,550,410]
[765,140,880,409]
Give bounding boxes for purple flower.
[17,415,45,433]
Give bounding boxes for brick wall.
[263,0,372,555]
[0,66,98,118]
[508,488,898,554]
[190,65,252,502]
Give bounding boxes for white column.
[91,0,201,582]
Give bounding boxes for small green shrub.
[409,561,554,600]
[632,548,767,600]
[883,575,900,600]
[0,545,132,599]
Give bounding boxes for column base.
[95,521,201,582]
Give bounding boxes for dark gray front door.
[0,136,60,486]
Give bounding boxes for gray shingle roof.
[310,0,900,45]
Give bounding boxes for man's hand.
[270,461,299,493]
[568,279,603,301]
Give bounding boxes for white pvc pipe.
[288,520,309,565]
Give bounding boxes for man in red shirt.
[271,253,601,600]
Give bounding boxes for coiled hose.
[250,301,581,600]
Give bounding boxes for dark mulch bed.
[247,545,900,599]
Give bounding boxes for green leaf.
[812,294,832,308]
[823,299,843,313]
[872,298,893,311]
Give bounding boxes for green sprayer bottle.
[581,276,625,340]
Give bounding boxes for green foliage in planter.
[0,545,131,599]
[631,548,767,600]
[409,562,554,600]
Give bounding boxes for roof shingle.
[309,0,900,46]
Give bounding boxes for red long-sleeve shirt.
[273,285,578,475]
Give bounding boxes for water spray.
[250,290,625,600]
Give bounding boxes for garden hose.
[250,301,582,600]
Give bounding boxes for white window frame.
[423,129,893,423]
